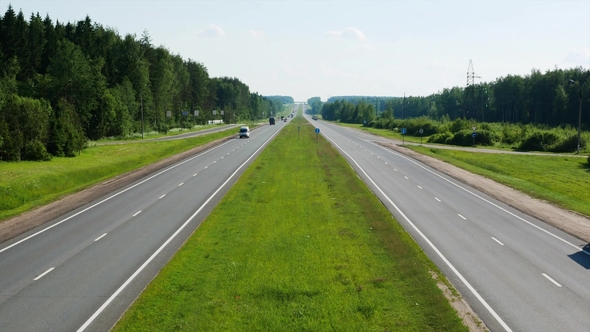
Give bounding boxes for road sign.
[401,128,407,135]
[212,110,217,115]
[472,126,477,131]
[166,111,171,118]
[315,128,320,133]
[472,132,477,138]
[182,111,188,116]
[419,128,424,134]
[194,110,199,116]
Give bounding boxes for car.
[312,116,318,120]
[239,126,250,138]
[269,117,275,125]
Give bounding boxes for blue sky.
[4,0,590,101]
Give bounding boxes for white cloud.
[563,47,590,66]
[245,30,264,39]
[197,24,225,38]
[326,27,367,41]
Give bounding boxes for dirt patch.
[378,142,590,244]
[430,271,489,332]
[0,137,232,243]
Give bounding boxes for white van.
[239,126,250,138]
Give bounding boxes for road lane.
[0,111,293,332]
[308,115,590,332]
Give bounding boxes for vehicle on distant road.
[269,117,275,125]
[312,116,318,120]
[239,126,250,138]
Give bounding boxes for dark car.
[269,117,275,125]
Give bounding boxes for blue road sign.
[472,133,477,138]
[315,128,320,134]
[401,128,407,135]
[182,111,188,116]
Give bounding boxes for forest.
[308,67,590,152]
[310,67,589,127]
[0,5,290,161]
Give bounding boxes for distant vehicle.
[239,126,250,138]
[281,115,285,120]
[269,117,275,125]
[312,116,318,120]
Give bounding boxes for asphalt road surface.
[0,113,291,332]
[306,114,590,332]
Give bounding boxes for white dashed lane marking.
[133,211,142,217]
[491,237,504,246]
[542,273,562,287]
[34,268,55,281]
[458,214,467,220]
[94,233,107,242]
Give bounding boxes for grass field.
[0,127,238,221]
[112,115,467,331]
[408,146,590,218]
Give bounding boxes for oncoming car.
[239,126,250,138]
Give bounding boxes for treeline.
[265,95,294,104]
[0,5,283,161]
[317,67,589,129]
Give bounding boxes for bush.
[427,132,453,144]
[518,131,560,151]
[473,129,497,146]
[550,134,579,153]
[447,130,474,146]
[22,139,52,161]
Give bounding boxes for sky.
[3,0,590,102]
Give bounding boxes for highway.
[305,114,590,332]
[0,112,291,332]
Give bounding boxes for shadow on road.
[568,244,590,269]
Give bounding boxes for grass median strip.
[113,118,467,331]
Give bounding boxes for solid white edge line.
[94,233,107,242]
[320,129,513,332]
[372,142,589,257]
[159,194,166,199]
[542,273,562,287]
[34,267,55,281]
[77,122,284,332]
[458,214,467,220]
[491,237,505,246]
[0,138,236,254]
[132,211,142,217]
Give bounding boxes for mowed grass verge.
[113,118,467,331]
[409,146,590,217]
[0,128,238,221]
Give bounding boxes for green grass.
[0,128,239,221]
[337,122,427,144]
[408,146,590,217]
[112,116,467,331]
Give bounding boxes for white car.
[239,126,250,138]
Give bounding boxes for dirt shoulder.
[377,142,590,244]
[0,137,232,243]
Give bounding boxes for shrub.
[473,129,497,146]
[22,139,52,161]
[518,131,560,151]
[427,132,453,144]
[447,130,474,146]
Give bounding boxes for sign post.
[472,126,477,147]
[315,127,320,143]
[298,126,301,140]
[401,127,407,145]
[419,128,424,145]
